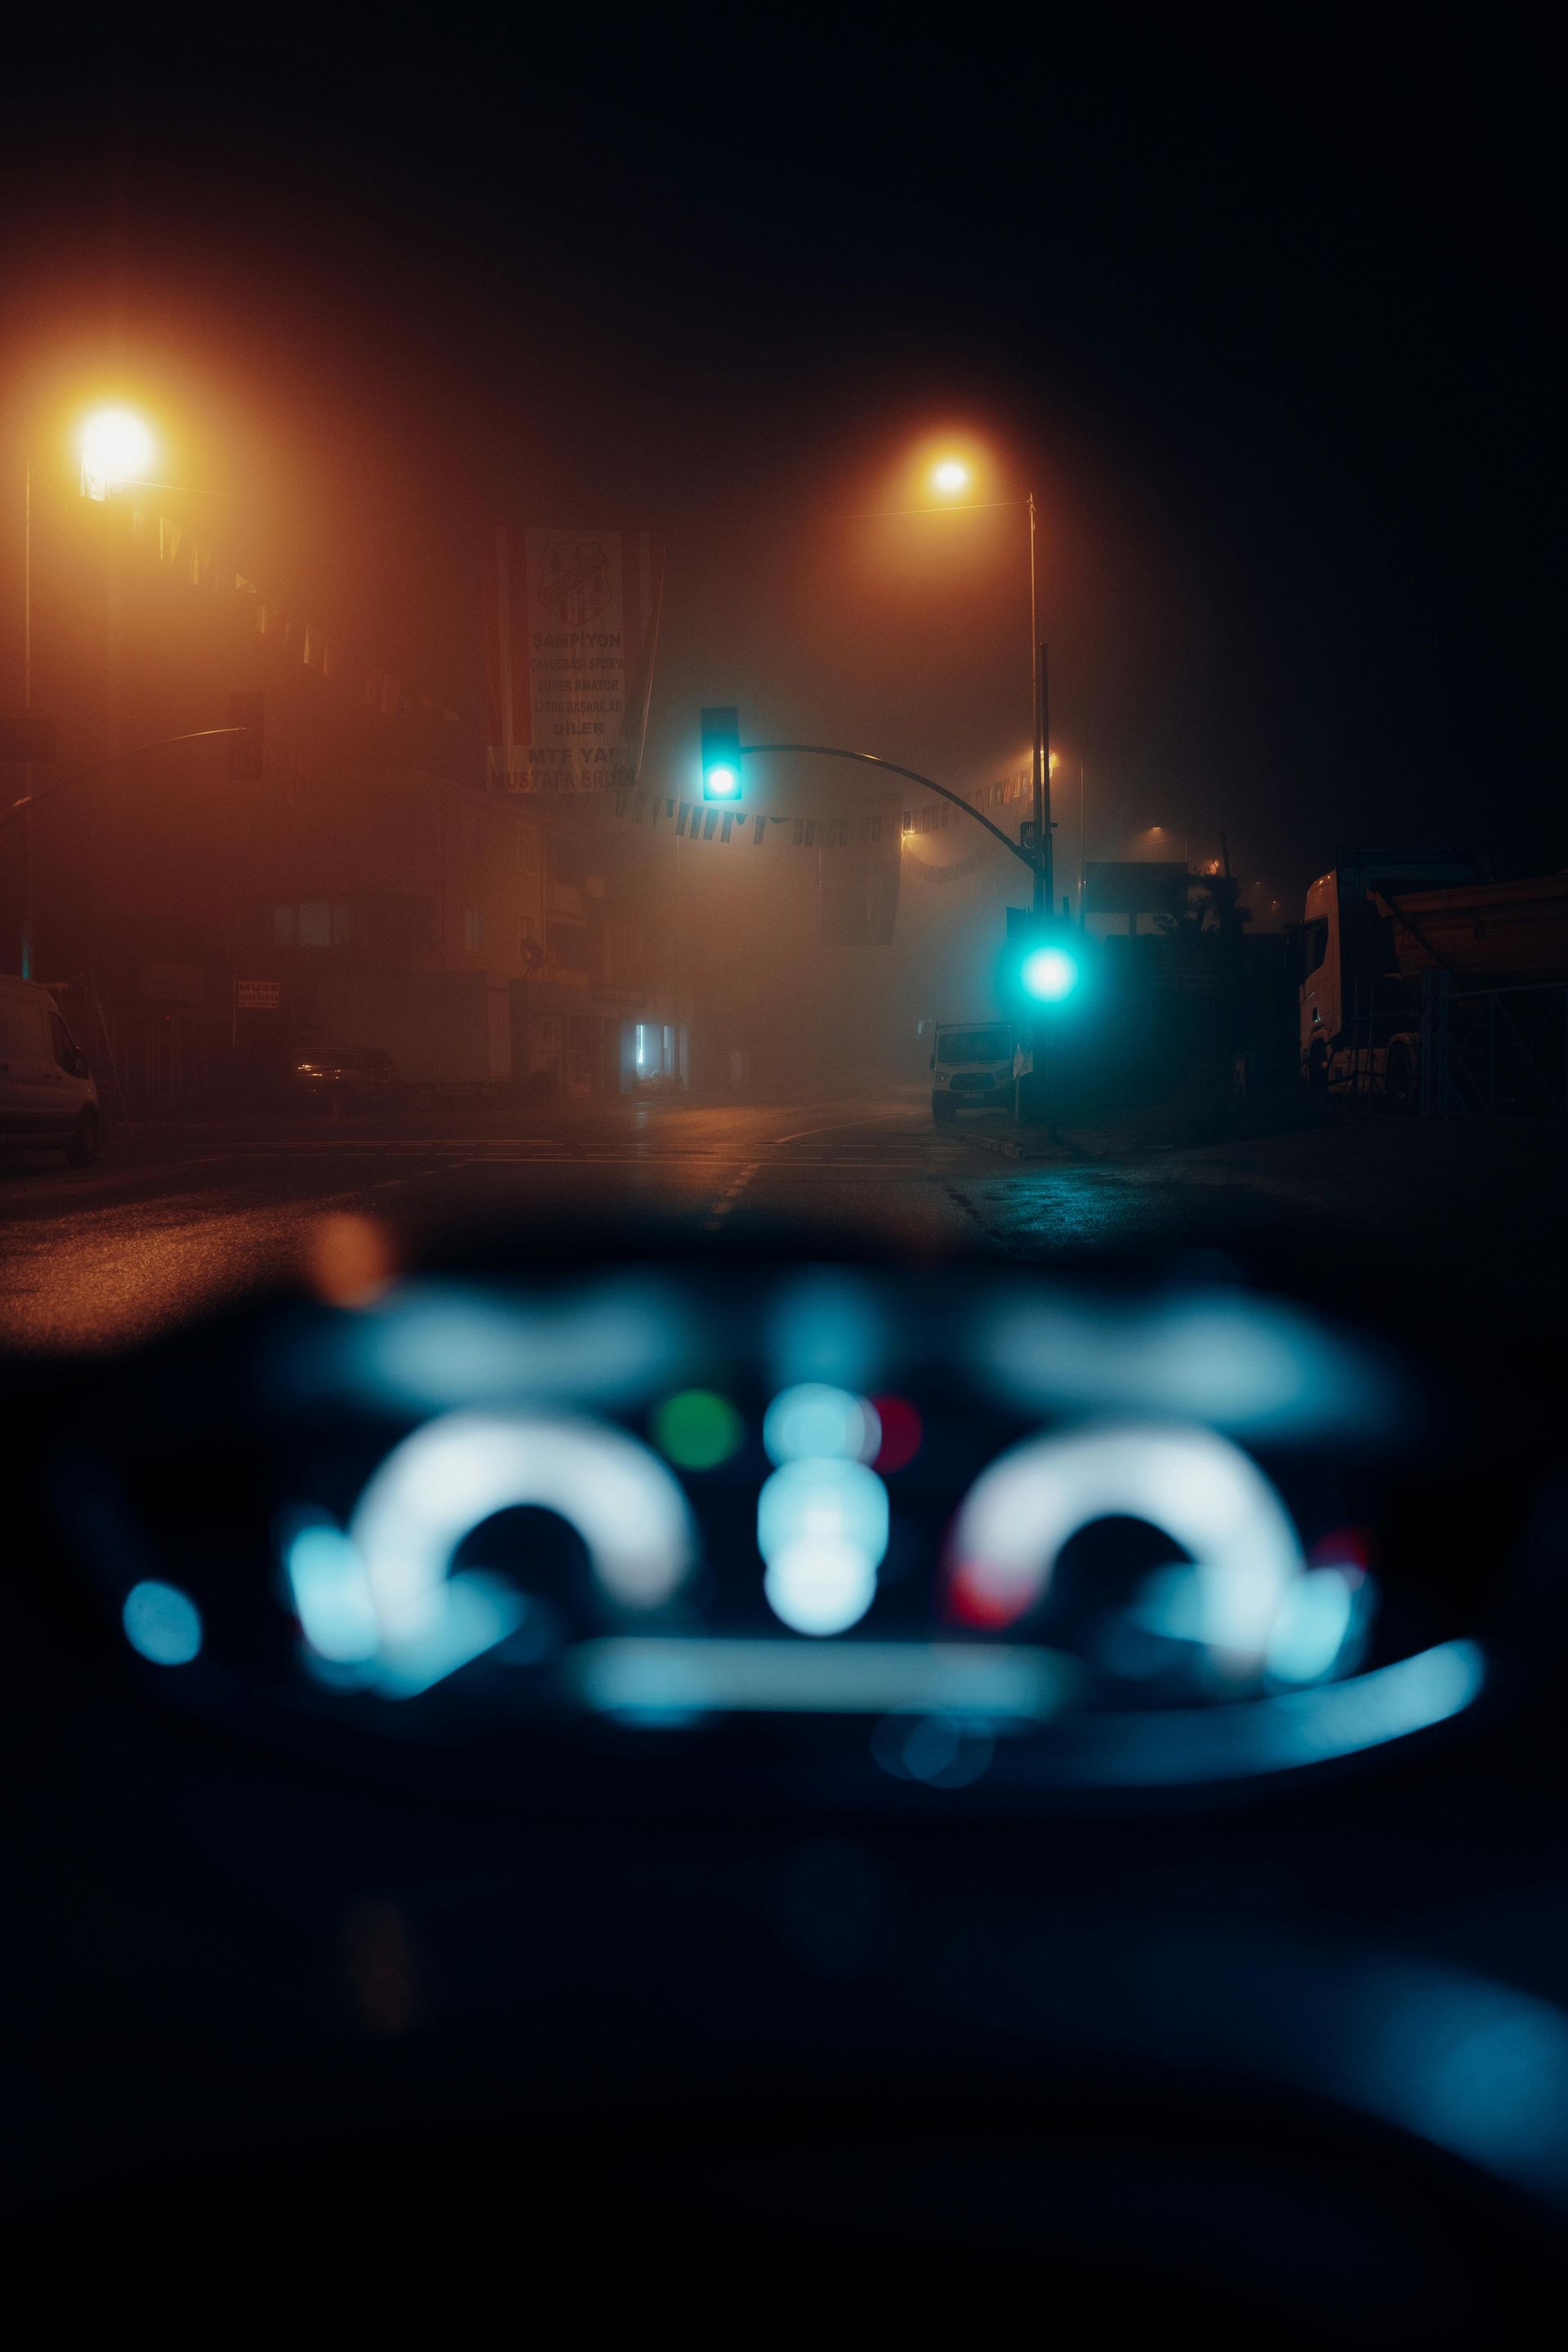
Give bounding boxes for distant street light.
[931,457,970,497]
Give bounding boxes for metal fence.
[1419,973,1568,1120]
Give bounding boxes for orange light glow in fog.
[79,407,154,499]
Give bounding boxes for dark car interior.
[9,1217,1567,2338]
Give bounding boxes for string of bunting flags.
[910,851,980,884]
[598,763,1031,858]
[595,789,893,849]
[131,504,458,726]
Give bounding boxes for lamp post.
[18,408,157,976]
[21,453,33,978]
[924,458,1046,912]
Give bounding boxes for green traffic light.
[701,705,742,802]
[1021,945,1079,1001]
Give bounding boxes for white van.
[0,976,103,1165]
[929,1019,1016,1121]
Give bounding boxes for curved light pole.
[1,726,249,836]
[18,408,162,975]
[737,740,1044,878]
[865,467,1048,911]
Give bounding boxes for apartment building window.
[272,901,352,947]
[464,906,486,952]
[519,912,539,955]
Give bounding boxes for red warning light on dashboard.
[871,1395,923,1473]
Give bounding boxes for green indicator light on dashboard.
[653,1388,745,1472]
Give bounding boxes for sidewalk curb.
[973,1131,1076,1164]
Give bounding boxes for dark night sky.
[2,12,1560,905]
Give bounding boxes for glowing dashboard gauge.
[65,1262,1526,1788]
[947,1419,1308,1674]
[330,1410,699,1694]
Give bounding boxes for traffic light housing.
[701,706,742,801]
[1002,908,1082,1007]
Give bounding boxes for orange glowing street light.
[905,446,1048,911]
[16,404,160,974]
[79,407,156,501]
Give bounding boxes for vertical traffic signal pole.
[1029,506,1045,917]
[1037,642,1053,908]
[1027,640,1055,1127]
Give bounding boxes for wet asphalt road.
[2,1089,1564,1353]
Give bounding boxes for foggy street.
[6,20,1567,2323]
[6,1094,1565,1353]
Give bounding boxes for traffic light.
[701,705,742,801]
[1003,908,1082,1007]
[1021,942,1080,1002]
[227,691,265,781]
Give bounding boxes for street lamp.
[80,408,156,501]
[18,406,157,973]
[899,452,1047,912]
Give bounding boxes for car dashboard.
[6,1226,1567,2334]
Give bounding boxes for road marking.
[702,1161,759,1232]
[770,1109,912,1144]
[441,1154,987,1172]
[0,1152,234,1201]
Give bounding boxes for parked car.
[0,973,103,1165]
[285,1045,402,1110]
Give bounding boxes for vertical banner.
[483,525,663,791]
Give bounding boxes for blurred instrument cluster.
[34,1246,1556,1804]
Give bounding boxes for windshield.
[5,27,1566,2325]
[936,1027,1013,1063]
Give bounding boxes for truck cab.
[1291,849,1481,1098]
[929,1020,1015,1121]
